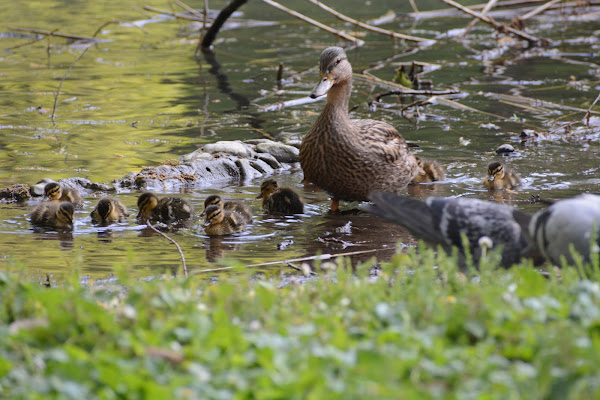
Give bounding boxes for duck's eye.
[335,58,342,64]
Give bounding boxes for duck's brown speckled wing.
[352,119,413,164]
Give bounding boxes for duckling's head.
[487,162,505,182]
[137,192,158,219]
[57,202,75,226]
[44,182,63,200]
[204,204,224,226]
[256,179,279,200]
[201,195,223,216]
[310,46,352,99]
[415,157,426,176]
[96,198,114,221]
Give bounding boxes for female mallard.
[91,197,129,224]
[256,179,304,214]
[44,182,83,208]
[201,195,252,224]
[484,162,521,190]
[299,46,418,212]
[30,201,74,230]
[203,204,246,236]
[411,157,445,183]
[137,192,193,224]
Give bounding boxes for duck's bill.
[310,77,333,99]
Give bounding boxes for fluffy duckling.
[137,192,193,224]
[484,162,521,190]
[91,197,129,224]
[44,182,83,207]
[203,204,247,236]
[411,157,445,183]
[257,179,304,215]
[362,192,531,268]
[201,195,252,224]
[299,46,418,212]
[30,201,74,230]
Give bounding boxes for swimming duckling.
[411,157,445,183]
[91,197,129,224]
[137,192,193,224]
[484,162,521,190]
[299,46,418,212]
[362,192,531,268]
[203,204,247,236]
[44,182,83,207]
[201,195,252,224]
[30,201,74,230]
[257,179,304,215]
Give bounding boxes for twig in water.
[193,248,386,274]
[51,46,92,123]
[145,221,188,277]
[547,92,600,134]
[7,26,107,42]
[458,0,498,38]
[260,0,364,46]
[441,0,550,45]
[307,0,434,44]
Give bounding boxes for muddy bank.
[1,139,301,202]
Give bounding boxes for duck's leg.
[330,198,340,213]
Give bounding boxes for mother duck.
[300,46,418,212]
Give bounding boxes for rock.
[180,151,213,163]
[256,153,282,170]
[202,140,253,158]
[495,144,515,154]
[255,141,299,163]
[249,159,275,175]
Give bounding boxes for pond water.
[1,0,599,282]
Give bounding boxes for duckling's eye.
[335,58,341,65]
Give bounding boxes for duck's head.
[487,162,505,182]
[310,46,352,99]
[137,192,158,219]
[96,198,114,221]
[57,202,75,226]
[44,182,63,200]
[204,204,224,226]
[256,179,279,199]
[201,195,223,216]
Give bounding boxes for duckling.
[411,157,445,183]
[362,192,531,268]
[525,194,600,266]
[201,195,252,224]
[203,204,247,236]
[299,46,418,212]
[30,201,74,230]
[91,197,129,224]
[257,179,304,215]
[44,182,83,207]
[137,192,193,224]
[484,162,521,190]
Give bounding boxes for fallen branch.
[307,0,434,44]
[193,248,386,274]
[547,92,600,134]
[354,73,462,96]
[458,0,498,38]
[145,221,188,277]
[7,26,109,42]
[260,0,364,45]
[521,0,562,19]
[441,0,550,45]
[200,0,248,50]
[143,5,212,22]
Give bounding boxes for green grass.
[1,246,600,399]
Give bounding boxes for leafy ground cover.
[1,247,600,399]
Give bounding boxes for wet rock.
[236,159,261,181]
[202,140,253,158]
[31,178,55,197]
[0,184,31,202]
[255,141,299,163]
[256,153,282,170]
[495,144,515,154]
[249,159,275,175]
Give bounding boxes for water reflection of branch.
[198,49,251,109]
[145,221,188,277]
